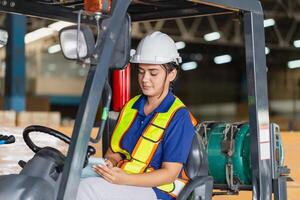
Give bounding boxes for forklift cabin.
[0,0,287,200]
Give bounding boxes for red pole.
[112,64,131,112]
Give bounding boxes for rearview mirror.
[59,14,131,69]
[59,25,95,60]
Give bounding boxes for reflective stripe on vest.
[146,167,188,197]
[110,95,189,197]
[110,95,140,160]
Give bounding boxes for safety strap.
[223,122,245,192]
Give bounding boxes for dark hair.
[161,62,180,91]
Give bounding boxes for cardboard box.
[0,111,16,126]
[26,96,50,111]
[57,127,103,157]
[17,111,61,127]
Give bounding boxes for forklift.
[0,0,289,200]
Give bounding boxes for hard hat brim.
[130,55,181,65]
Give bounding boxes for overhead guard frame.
[0,1,273,200]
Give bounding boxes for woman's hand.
[93,164,128,185]
[104,148,122,167]
[104,159,114,168]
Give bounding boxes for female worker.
[76,31,196,200]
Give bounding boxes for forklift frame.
[0,0,277,199]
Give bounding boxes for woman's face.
[138,64,177,97]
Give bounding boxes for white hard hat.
[130,31,182,65]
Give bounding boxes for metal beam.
[1,0,233,23]
[132,9,300,52]
[4,14,26,112]
[56,0,131,199]
[243,11,272,200]
[0,0,94,24]
[190,0,262,14]
[131,6,232,22]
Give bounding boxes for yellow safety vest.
[111,95,196,198]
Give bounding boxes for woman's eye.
[150,70,159,76]
[138,70,145,74]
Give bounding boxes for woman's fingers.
[92,165,127,184]
[93,165,114,181]
[93,165,110,175]
[105,159,114,168]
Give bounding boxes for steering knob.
[87,146,96,157]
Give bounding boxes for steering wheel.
[23,125,96,167]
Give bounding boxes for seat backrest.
[185,132,209,178]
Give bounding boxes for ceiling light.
[25,21,75,44]
[25,28,54,43]
[204,32,221,41]
[175,41,186,50]
[0,30,8,46]
[265,47,270,55]
[293,40,300,48]
[288,60,300,69]
[48,21,75,32]
[48,44,61,54]
[214,55,232,64]
[264,19,275,28]
[181,62,198,71]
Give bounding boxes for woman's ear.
[168,69,178,82]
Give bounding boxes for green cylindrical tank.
[204,122,284,186]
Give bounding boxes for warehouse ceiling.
[0,0,300,69]
[1,0,300,118]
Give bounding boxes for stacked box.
[0,111,16,126]
[17,111,61,127]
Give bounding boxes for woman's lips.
[142,86,151,90]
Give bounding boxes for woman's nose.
[142,72,150,82]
